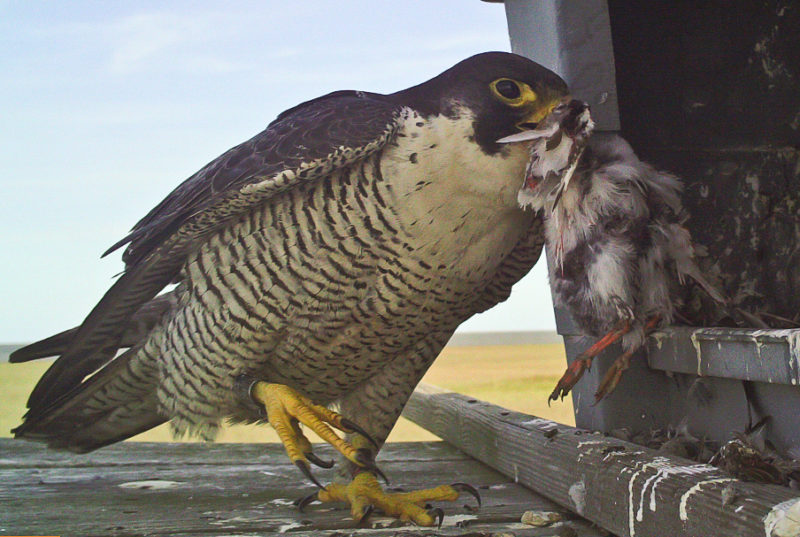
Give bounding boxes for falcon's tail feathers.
[9,326,79,363]
[13,345,166,453]
[10,291,176,364]
[11,293,177,452]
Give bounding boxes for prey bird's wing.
[22,91,405,415]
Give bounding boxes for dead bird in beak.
[500,101,736,403]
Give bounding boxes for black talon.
[294,460,326,490]
[355,448,388,482]
[340,418,379,450]
[429,507,445,528]
[451,482,481,508]
[296,492,319,512]
[305,451,335,469]
[356,504,374,527]
[358,456,389,485]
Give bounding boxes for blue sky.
[0,1,556,342]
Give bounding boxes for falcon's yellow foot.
[236,376,380,488]
[298,472,481,527]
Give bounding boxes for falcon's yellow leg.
[301,472,480,527]
[243,380,379,487]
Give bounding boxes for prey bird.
[11,52,569,526]
[500,100,728,403]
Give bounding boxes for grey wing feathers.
[23,91,405,415]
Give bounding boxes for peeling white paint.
[441,514,478,527]
[522,417,558,429]
[649,330,667,350]
[569,481,586,515]
[278,521,304,533]
[269,498,296,506]
[210,516,260,526]
[577,439,608,449]
[603,450,645,463]
[751,329,800,384]
[764,498,800,537]
[678,478,737,521]
[690,329,704,375]
[788,331,800,384]
[118,480,183,490]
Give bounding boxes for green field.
[1,343,574,443]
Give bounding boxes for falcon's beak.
[496,123,558,144]
[496,97,568,144]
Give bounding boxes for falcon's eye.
[490,78,537,107]
[495,79,521,99]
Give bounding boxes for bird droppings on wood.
[678,477,738,521]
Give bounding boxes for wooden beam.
[403,383,800,537]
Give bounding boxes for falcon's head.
[393,52,570,155]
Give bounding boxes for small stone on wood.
[520,510,562,526]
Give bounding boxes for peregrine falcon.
[11,52,568,525]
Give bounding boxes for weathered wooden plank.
[1,438,469,468]
[0,439,609,537]
[403,383,800,537]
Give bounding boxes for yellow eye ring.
[490,78,537,107]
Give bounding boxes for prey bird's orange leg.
[548,321,631,404]
[594,316,662,402]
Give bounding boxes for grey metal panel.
[562,335,682,434]
[647,327,800,386]
[502,0,800,457]
[503,0,620,130]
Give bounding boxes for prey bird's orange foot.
[297,472,481,527]
[235,376,381,488]
[594,348,636,402]
[549,357,592,404]
[593,317,661,402]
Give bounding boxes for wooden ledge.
[403,383,800,537]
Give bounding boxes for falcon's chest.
[378,110,533,282]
